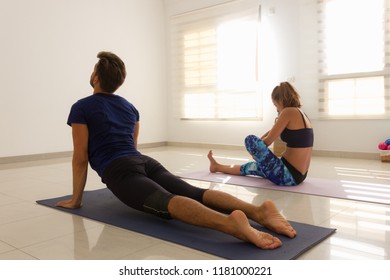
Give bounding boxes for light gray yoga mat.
[37,188,336,260]
[180,171,390,204]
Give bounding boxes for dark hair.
[271,82,302,108]
[95,51,126,93]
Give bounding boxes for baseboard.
[0,142,168,165]
[167,142,380,160]
[0,151,73,165]
[312,150,379,160]
[139,141,168,149]
[166,141,246,151]
[0,141,380,164]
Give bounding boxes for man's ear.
[92,75,100,87]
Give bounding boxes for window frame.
[169,0,262,121]
[317,0,390,120]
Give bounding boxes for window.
[170,0,261,120]
[318,0,390,118]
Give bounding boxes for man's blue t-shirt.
[67,93,141,177]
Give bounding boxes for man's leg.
[200,151,296,238]
[144,155,295,248]
[167,195,282,250]
[202,189,297,238]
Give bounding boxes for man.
[57,51,296,250]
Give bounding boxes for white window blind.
[318,0,390,119]
[169,0,261,120]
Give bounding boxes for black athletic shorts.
[102,155,207,219]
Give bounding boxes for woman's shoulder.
[278,107,307,126]
[279,107,300,117]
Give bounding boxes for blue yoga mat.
[36,188,336,260]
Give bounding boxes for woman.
[208,82,313,186]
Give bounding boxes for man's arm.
[56,124,89,208]
[134,121,140,149]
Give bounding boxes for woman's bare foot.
[228,210,282,249]
[207,150,218,173]
[207,150,242,175]
[256,200,297,238]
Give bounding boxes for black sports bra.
[280,109,314,148]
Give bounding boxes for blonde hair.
[271,82,301,108]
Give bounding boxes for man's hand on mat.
[56,199,82,209]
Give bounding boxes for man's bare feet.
[207,150,218,173]
[228,210,282,249]
[256,200,297,238]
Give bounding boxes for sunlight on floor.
[335,166,390,180]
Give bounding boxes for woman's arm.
[260,130,270,140]
[262,109,291,146]
[56,124,89,208]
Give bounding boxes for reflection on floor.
[0,146,389,259]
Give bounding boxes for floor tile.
[0,146,389,260]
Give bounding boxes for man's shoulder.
[115,94,137,109]
[76,94,95,103]
[72,95,97,108]
[115,94,131,103]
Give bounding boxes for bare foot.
[207,150,218,173]
[228,210,282,249]
[257,200,297,238]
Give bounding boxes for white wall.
[165,0,389,154]
[0,0,167,158]
[1,0,388,159]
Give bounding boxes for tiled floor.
[0,146,389,260]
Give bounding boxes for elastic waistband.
[281,157,307,185]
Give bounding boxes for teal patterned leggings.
[240,135,297,186]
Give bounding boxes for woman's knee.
[244,135,267,154]
[244,134,257,146]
